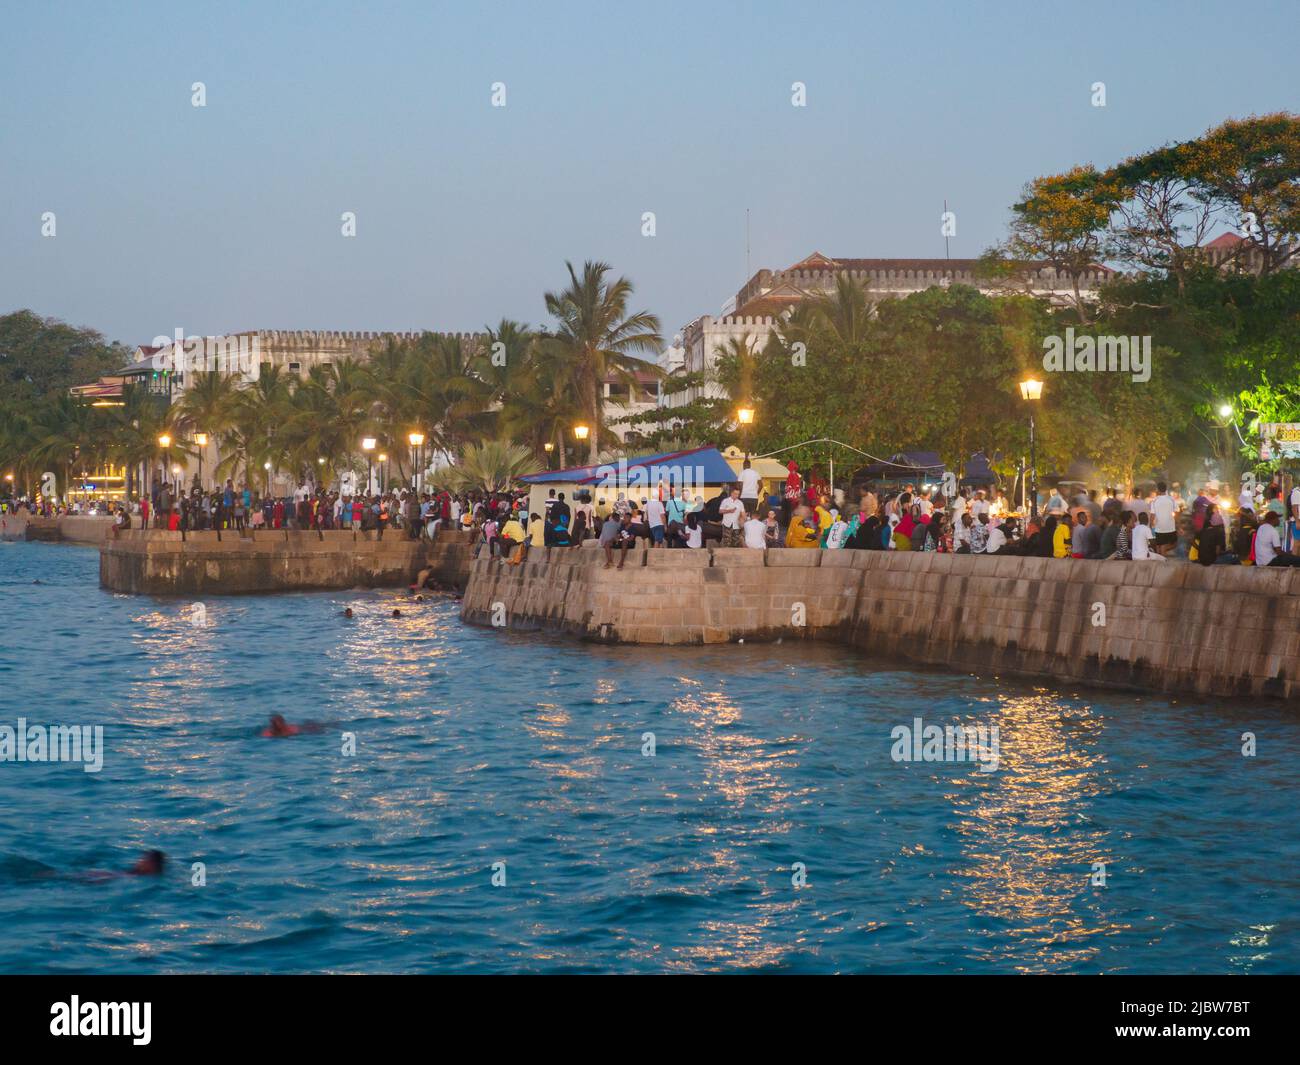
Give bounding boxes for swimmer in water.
[128,849,166,876]
[342,607,354,618]
[261,713,301,738]
[259,713,325,738]
[391,608,401,618]
[77,849,166,882]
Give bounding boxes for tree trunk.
[589,381,600,465]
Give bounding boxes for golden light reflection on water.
[665,682,810,820]
[951,691,1124,972]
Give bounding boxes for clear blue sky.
[2,0,1296,349]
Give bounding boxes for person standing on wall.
[739,459,761,517]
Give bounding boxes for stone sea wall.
[0,513,113,544]
[99,528,474,596]
[460,543,1300,701]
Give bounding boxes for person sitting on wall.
[785,505,820,548]
[600,512,634,569]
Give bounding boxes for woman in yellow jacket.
[1052,512,1073,558]
[785,506,821,548]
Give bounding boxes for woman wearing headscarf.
[785,505,820,548]
[1194,504,1226,565]
[894,494,917,551]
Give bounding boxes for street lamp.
[378,453,388,494]
[361,437,376,495]
[158,434,171,505]
[1018,378,1043,519]
[194,432,207,490]
[408,431,425,491]
[737,405,755,457]
[573,424,590,442]
[543,441,554,470]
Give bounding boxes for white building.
[660,251,1109,408]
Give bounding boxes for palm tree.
[444,440,535,493]
[809,272,874,348]
[220,366,292,489]
[543,261,662,463]
[173,370,241,488]
[105,383,172,499]
[711,333,761,412]
[402,333,492,459]
[497,331,585,467]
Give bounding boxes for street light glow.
[158,434,171,448]
[194,432,208,447]
[361,437,376,452]
[408,431,425,447]
[573,424,590,441]
[737,406,755,425]
[1219,403,1233,419]
[1018,379,1044,402]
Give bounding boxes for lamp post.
[378,453,388,494]
[573,424,590,445]
[263,460,272,494]
[737,405,755,459]
[1018,379,1043,519]
[361,437,376,496]
[408,431,425,491]
[543,441,554,470]
[194,432,207,491]
[158,434,171,504]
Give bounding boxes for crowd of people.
[13,457,1300,572]
[461,464,1300,572]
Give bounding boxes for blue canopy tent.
[519,446,740,517]
[959,451,997,488]
[852,451,946,491]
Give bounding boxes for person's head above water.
[343,607,354,618]
[267,713,292,736]
[391,608,401,618]
[129,849,165,876]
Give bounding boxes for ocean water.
[0,540,1295,974]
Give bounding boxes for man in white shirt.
[1149,481,1177,556]
[1130,512,1162,560]
[986,522,1008,554]
[644,495,667,547]
[950,490,968,523]
[1255,511,1300,566]
[742,514,767,549]
[719,488,744,547]
[739,460,762,514]
[970,490,989,520]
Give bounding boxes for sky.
[2,0,1297,350]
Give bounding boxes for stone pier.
[98,528,474,596]
[460,543,1300,701]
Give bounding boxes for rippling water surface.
[0,541,1296,973]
